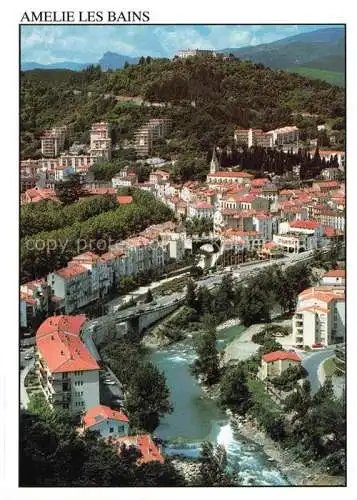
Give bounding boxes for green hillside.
[286,67,345,87]
[20,57,345,159]
[222,27,345,85]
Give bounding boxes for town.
[20,37,346,487]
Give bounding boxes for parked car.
[104,380,115,385]
[312,343,323,349]
[24,353,33,360]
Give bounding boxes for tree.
[312,377,335,407]
[191,316,220,385]
[197,441,236,486]
[219,364,251,414]
[144,288,153,303]
[125,362,173,432]
[185,278,197,309]
[196,286,213,315]
[27,393,53,419]
[237,285,271,326]
[54,173,83,205]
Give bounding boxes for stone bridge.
[81,293,185,356]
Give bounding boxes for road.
[20,347,35,409]
[301,348,336,394]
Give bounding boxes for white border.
[1,0,355,499]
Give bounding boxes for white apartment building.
[47,264,94,314]
[253,215,273,241]
[70,252,112,298]
[90,122,112,161]
[234,128,273,148]
[273,219,324,254]
[36,315,100,412]
[41,126,67,157]
[134,119,172,157]
[187,201,215,219]
[267,126,299,146]
[293,286,345,346]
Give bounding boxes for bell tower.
[210,147,220,174]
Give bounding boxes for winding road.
[301,348,336,394]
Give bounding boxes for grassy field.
[286,67,345,87]
[323,357,338,377]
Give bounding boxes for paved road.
[20,347,35,409]
[301,348,335,394]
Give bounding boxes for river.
[150,325,290,485]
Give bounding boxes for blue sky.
[21,24,338,63]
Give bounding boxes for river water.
[150,325,290,486]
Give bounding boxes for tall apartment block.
[134,119,172,157]
[234,128,274,148]
[90,122,112,161]
[40,126,67,157]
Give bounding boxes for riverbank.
[229,411,345,486]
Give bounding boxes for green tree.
[54,173,83,205]
[219,364,252,414]
[144,288,153,303]
[185,278,197,309]
[125,362,173,432]
[27,393,53,419]
[191,316,220,385]
[197,441,236,486]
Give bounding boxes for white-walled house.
[187,201,214,219]
[36,315,100,413]
[82,405,129,437]
[321,269,345,286]
[259,351,301,380]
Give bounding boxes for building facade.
[35,315,100,412]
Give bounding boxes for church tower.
[210,147,220,174]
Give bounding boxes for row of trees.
[185,262,311,332]
[20,193,118,237]
[20,190,174,282]
[100,338,172,433]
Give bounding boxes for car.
[24,353,33,360]
[104,380,116,385]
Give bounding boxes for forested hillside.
[21,57,345,159]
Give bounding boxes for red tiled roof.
[195,201,213,209]
[117,195,133,205]
[289,220,320,230]
[251,178,269,187]
[36,315,99,373]
[263,351,301,363]
[111,434,164,465]
[83,405,129,428]
[55,264,88,279]
[314,181,340,188]
[324,269,345,278]
[323,226,336,238]
[208,171,253,178]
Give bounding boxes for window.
[109,427,114,433]
[118,425,124,432]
